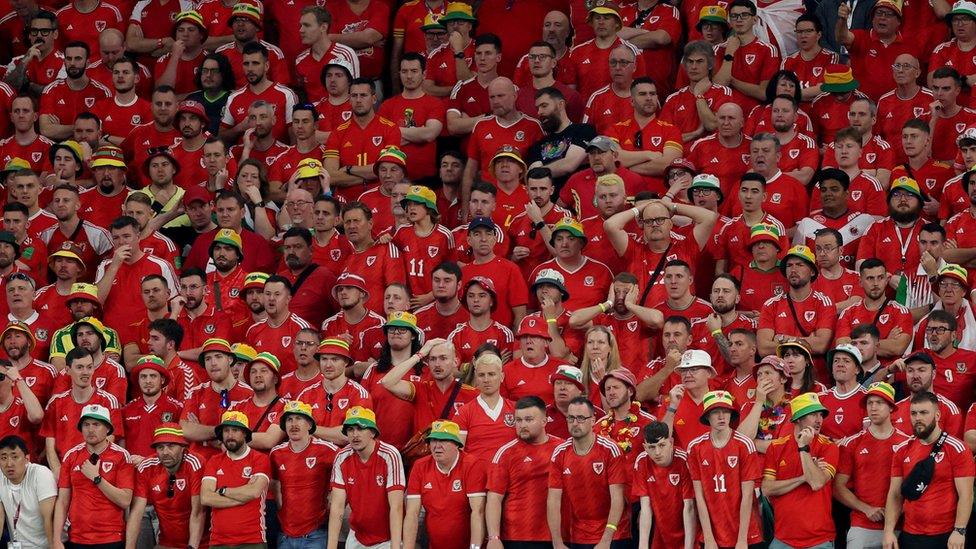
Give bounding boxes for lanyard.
[10,499,21,541]
[893,223,915,266]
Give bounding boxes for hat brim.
[77,415,114,435]
[342,418,380,436]
[699,404,740,426]
[48,251,86,273]
[530,279,570,301]
[588,7,622,19]
[142,153,182,177]
[821,81,859,93]
[861,392,897,410]
[776,342,813,364]
[215,422,253,442]
[131,363,171,386]
[549,228,587,248]
[826,349,862,369]
[426,431,463,447]
[228,13,262,28]
[791,406,829,422]
[151,434,188,447]
[280,411,316,434]
[439,12,477,22]
[749,235,781,250]
[779,255,818,280]
[401,196,438,211]
[696,15,730,29]
[90,158,126,169]
[938,272,971,291]
[491,153,526,171]
[421,23,448,31]
[687,185,724,204]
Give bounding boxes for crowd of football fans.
[3,0,976,547]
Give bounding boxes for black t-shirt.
[527,123,597,193]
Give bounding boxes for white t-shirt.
[0,463,57,549]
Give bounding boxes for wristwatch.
[218,487,227,496]
[531,221,545,230]
[798,445,810,453]
[723,53,734,61]
[955,527,968,536]
[454,51,465,59]
[92,475,102,485]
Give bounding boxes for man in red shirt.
[548,396,628,547]
[5,10,63,94]
[295,338,373,443]
[146,318,204,403]
[856,175,927,276]
[120,86,181,189]
[126,424,205,549]
[762,392,840,547]
[392,185,455,300]
[712,0,779,111]
[278,227,339,328]
[52,403,133,549]
[927,67,976,162]
[565,1,644,102]
[582,46,637,135]
[200,411,272,547]
[324,79,400,202]
[220,41,299,144]
[328,406,405,549]
[414,261,467,340]
[0,96,53,173]
[835,382,910,548]
[246,275,312,376]
[120,356,183,465]
[294,5,360,103]
[877,55,932,163]
[757,245,835,359]
[270,400,338,546]
[447,277,516,366]
[404,419,487,549]
[606,77,683,191]
[890,351,965,437]
[918,309,976,410]
[687,390,764,547]
[487,395,563,547]
[454,353,516,463]
[213,2,288,87]
[90,57,153,146]
[38,41,112,141]
[460,216,529,329]
[884,391,974,548]
[835,0,917,101]
[171,267,233,363]
[154,11,208,96]
[321,272,386,361]
[340,203,408,313]
[835,258,914,357]
[379,52,446,181]
[94,216,178,330]
[423,3,477,98]
[633,420,697,548]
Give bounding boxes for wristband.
[156,38,163,50]
[598,302,608,313]
[546,318,557,324]
[710,329,722,337]
[605,524,618,532]
[630,206,641,218]
[488,536,501,541]
[666,406,677,414]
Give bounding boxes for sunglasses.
[219,389,230,409]
[167,473,177,498]
[326,392,334,413]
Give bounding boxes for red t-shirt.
[583,86,635,135]
[726,171,809,229]
[466,115,544,182]
[406,452,488,549]
[632,449,695,548]
[321,309,386,360]
[500,355,566,406]
[152,50,205,95]
[58,442,134,544]
[488,436,564,542]
[323,115,401,202]
[411,379,478,436]
[931,108,976,162]
[221,83,299,142]
[620,2,682,97]
[565,38,646,102]
[270,438,339,538]
[135,453,204,548]
[856,217,923,275]
[660,84,734,137]
[179,381,254,460]
[331,442,406,545]
[296,379,373,427]
[507,205,571,280]
[877,88,933,163]
[378,92,446,180]
[932,348,976,410]
[461,257,529,328]
[847,30,918,101]
[686,431,764,546]
[891,393,963,437]
[0,134,53,173]
[891,434,975,535]
[837,428,912,530]
[294,42,360,103]
[39,78,112,127]
[758,290,835,340]
[392,224,455,296]
[55,1,124,54]
[91,96,153,142]
[448,321,515,366]
[120,395,183,459]
[414,301,468,341]
[622,231,701,305]
[41,389,123,458]
[246,313,312,376]
[811,91,870,143]
[835,300,914,340]
[202,447,272,545]
[713,38,780,111]
[453,395,516,464]
[687,134,752,202]
[215,40,290,92]
[818,386,868,441]
[95,254,178,331]
[548,436,630,543]
[529,257,614,312]
[783,48,840,93]
[605,116,683,190]
[341,242,408,313]
[329,0,390,79]
[763,434,839,546]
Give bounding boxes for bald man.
[686,102,752,196]
[88,28,154,96]
[460,76,545,217]
[513,10,575,89]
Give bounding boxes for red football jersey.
[90,96,153,143]
[529,257,614,312]
[393,224,455,296]
[763,434,839,546]
[835,300,913,340]
[39,78,112,128]
[931,348,976,410]
[246,313,312,376]
[331,442,406,545]
[406,452,488,549]
[321,309,386,361]
[202,447,272,545]
[837,428,912,530]
[295,379,373,427]
[582,86,635,135]
[890,434,975,535]
[488,436,564,542]
[564,38,645,101]
[41,389,122,457]
[323,115,401,202]
[548,436,630,543]
[378,93,446,180]
[758,291,835,339]
[461,257,529,328]
[847,30,917,100]
[58,442,134,544]
[660,84,734,137]
[891,392,963,437]
[500,355,566,406]
[856,217,923,275]
[270,438,339,538]
[341,242,407,313]
[687,134,753,202]
[876,88,933,163]
[818,386,868,441]
[55,1,124,54]
[277,370,323,401]
[605,116,683,190]
[413,301,468,341]
[632,449,695,548]
[329,0,390,79]
[215,40,290,92]
[135,453,203,548]
[931,108,976,162]
[507,206,571,280]
[809,172,887,218]
[466,115,544,182]
[686,431,764,546]
[95,254,178,331]
[0,134,53,173]
[447,321,515,366]
[783,49,840,92]
[294,42,360,104]
[221,83,300,142]
[453,395,516,464]
[153,50,205,95]
[621,231,701,305]
[120,395,183,459]
[726,171,809,229]
[179,381,254,460]
[713,38,780,111]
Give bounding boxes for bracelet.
[630,206,641,218]
[598,302,608,313]
[666,406,678,414]
[487,536,500,541]
[605,524,618,532]
[546,318,557,324]
[710,329,722,337]
[155,38,162,50]
[413,352,424,361]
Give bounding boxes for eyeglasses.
[639,216,670,227]
[527,53,553,61]
[286,200,312,208]
[326,392,334,412]
[608,59,633,67]
[795,28,818,34]
[691,188,715,195]
[166,473,177,498]
[729,12,753,20]
[219,389,230,409]
[892,63,918,72]
[939,281,964,291]
[294,340,318,347]
[388,327,411,335]
[566,415,593,423]
[814,245,838,253]
[200,67,221,74]
[27,27,54,36]
[925,326,952,335]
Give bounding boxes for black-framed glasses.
[925,326,952,335]
[326,392,334,412]
[219,389,230,409]
[27,27,54,36]
[566,415,593,423]
[608,59,633,67]
[166,473,177,498]
[527,53,553,61]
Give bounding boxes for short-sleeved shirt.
[686,432,764,547]
[270,438,339,538]
[41,389,122,458]
[179,381,254,460]
[39,78,112,128]
[835,300,913,341]
[713,38,780,111]
[294,43,360,105]
[847,30,917,100]
[221,83,299,142]
[466,115,544,182]
[448,322,515,366]
[58,443,134,545]
[931,348,976,410]
[329,0,390,79]
[95,254,178,331]
[837,428,912,530]
[877,88,933,162]
[121,395,183,459]
[378,93,446,180]
[332,442,406,545]
[818,386,868,441]
[246,313,312,376]
[461,257,529,328]
[891,393,963,437]
[406,452,487,549]
[0,462,57,549]
[488,436,564,542]
[548,436,629,543]
[296,379,373,427]
[323,115,401,202]
[632,449,694,548]
[763,434,839,547]
[135,453,203,548]
[891,434,976,535]
[453,395,515,464]
[202,447,271,545]
[758,290,835,340]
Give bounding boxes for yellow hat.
[888,176,926,202]
[342,406,379,435]
[232,342,258,363]
[789,392,829,422]
[401,185,438,211]
[293,158,324,180]
[279,400,316,433]
[215,410,252,441]
[588,0,622,21]
[426,420,463,446]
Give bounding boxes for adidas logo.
[582,59,591,64]
[563,468,571,475]
[467,97,476,103]
[216,468,225,475]
[60,415,67,421]
[860,448,869,455]
[710,157,719,163]
[882,237,892,243]
[603,109,612,115]
[439,63,447,69]
[778,312,787,318]
[702,459,709,466]
[424,482,432,489]
[677,105,685,111]
[153,485,161,492]
[463,343,471,349]
[485,133,493,139]
[523,456,532,462]
[279,464,286,470]
[517,379,526,385]
[58,99,65,105]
